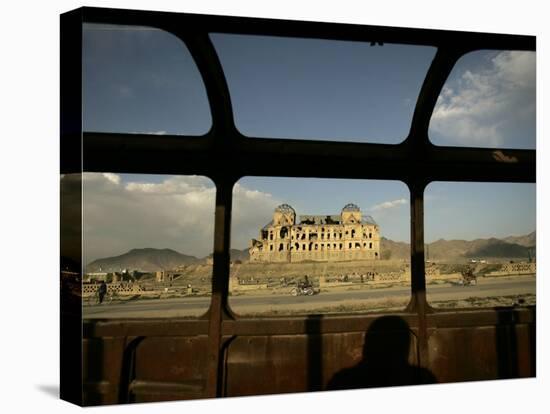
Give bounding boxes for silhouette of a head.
[327,315,435,390]
[363,316,411,364]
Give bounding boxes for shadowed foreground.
[328,316,436,389]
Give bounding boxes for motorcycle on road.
[290,285,315,296]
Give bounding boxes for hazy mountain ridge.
[502,231,536,247]
[380,237,410,260]
[86,247,250,272]
[385,231,536,260]
[86,231,535,272]
[86,248,201,273]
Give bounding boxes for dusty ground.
[83,274,535,318]
[229,275,536,316]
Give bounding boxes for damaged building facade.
[249,204,380,263]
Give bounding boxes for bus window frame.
[61,7,535,400]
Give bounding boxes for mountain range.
[86,248,250,273]
[86,231,535,272]
[383,231,536,260]
[86,248,200,273]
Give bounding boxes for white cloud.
[125,175,210,194]
[370,198,407,211]
[102,172,120,185]
[231,183,281,249]
[129,130,168,135]
[430,51,535,147]
[72,174,277,264]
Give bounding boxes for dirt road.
[83,275,535,318]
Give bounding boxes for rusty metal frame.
[61,6,535,403]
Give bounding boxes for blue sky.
[425,182,535,242]
[430,50,535,149]
[80,25,536,260]
[83,24,212,135]
[210,33,434,142]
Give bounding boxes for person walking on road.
[98,280,107,304]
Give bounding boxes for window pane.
[425,182,536,309]
[79,174,215,318]
[230,177,410,316]
[429,50,535,149]
[211,34,435,143]
[83,24,212,135]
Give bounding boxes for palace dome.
[342,203,360,212]
[275,204,295,215]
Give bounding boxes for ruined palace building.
[249,203,380,263]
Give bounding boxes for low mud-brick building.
[249,203,380,263]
